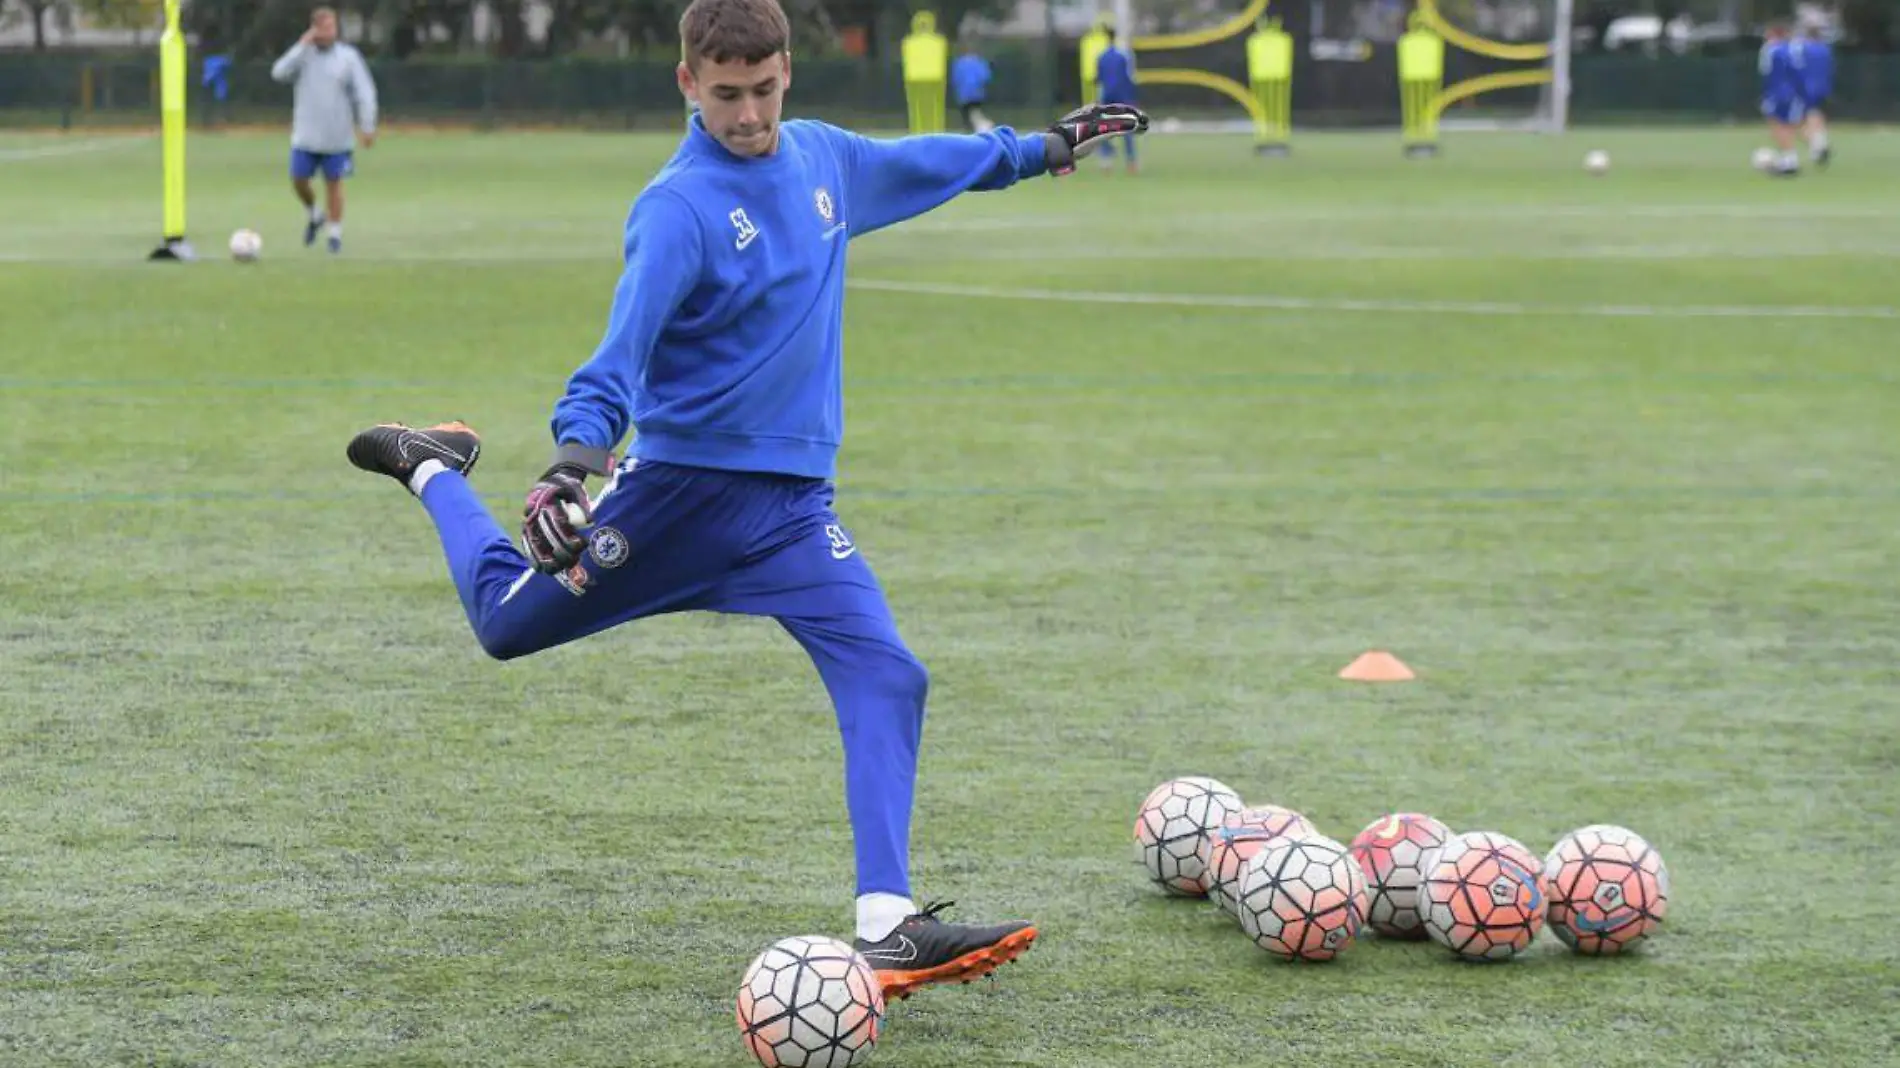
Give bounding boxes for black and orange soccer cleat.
[852,901,1038,1001]
[346,421,482,490]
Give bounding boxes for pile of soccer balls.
[1134,775,1670,962]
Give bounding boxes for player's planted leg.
[294,177,322,245]
[325,177,345,253]
[730,496,1039,1000]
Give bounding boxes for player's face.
[680,53,790,158]
[310,11,338,47]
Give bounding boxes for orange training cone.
[1338,651,1415,682]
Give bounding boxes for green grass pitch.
[1,123,1897,1067]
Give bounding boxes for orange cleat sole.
[873,926,1039,1001]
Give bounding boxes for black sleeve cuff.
[552,443,614,476]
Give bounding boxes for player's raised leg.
[714,483,1037,1000]
[345,423,726,660]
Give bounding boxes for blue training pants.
[418,459,927,900]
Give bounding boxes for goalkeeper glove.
[522,444,611,575]
[1043,103,1150,176]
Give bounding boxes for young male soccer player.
[1093,36,1140,174]
[271,6,378,253]
[950,44,994,132]
[344,0,1146,1000]
[1757,22,1804,177]
[1794,18,1833,168]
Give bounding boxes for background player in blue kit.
[1794,18,1833,168]
[1093,35,1141,174]
[1757,22,1804,177]
[950,43,994,132]
[345,0,1145,1002]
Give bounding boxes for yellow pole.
[151,0,194,259]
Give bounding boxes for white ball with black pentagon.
[1235,834,1369,961]
[735,935,885,1067]
[1132,776,1244,895]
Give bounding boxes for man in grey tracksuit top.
[271,6,378,253]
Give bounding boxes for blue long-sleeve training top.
[550,114,1051,480]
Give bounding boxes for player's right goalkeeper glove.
[522,444,611,574]
[1043,102,1150,176]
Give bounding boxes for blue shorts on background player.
[290,148,353,182]
[344,0,1148,1004]
[1757,23,1804,176]
[1094,41,1140,171]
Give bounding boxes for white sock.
[408,458,446,497]
[327,221,343,240]
[855,893,917,943]
[308,203,324,223]
[1779,151,1799,171]
[1810,130,1829,153]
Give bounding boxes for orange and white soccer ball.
[1236,834,1368,961]
[1133,776,1244,896]
[1543,824,1670,955]
[1349,812,1453,939]
[1200,804,1315,917]
[735,935,884,1068]
[1419,831,1547,961]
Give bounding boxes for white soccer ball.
[1132,776,1244,895]
[1751,146,1777,171]
[1235,834,1369,961]
[736,935,884,1068]
[1583,149,1610,175]
[229,228,263,262]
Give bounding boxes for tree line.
[4,0,1896,55]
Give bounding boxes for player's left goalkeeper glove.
[522,444,611,575]
[1043,103,1150,176]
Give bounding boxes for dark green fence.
[2,49,1896,130]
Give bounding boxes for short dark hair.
[680,0,790,68]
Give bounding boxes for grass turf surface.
[2,125,1897,1066]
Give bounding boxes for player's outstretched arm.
[831,102,1148,239]
[527,189,702,574]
